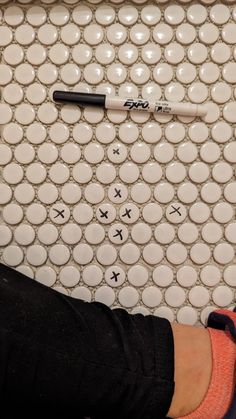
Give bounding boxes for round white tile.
[72,4,92,25]
[120,243,140,265]
[200,142,220,164]
[142,286,162,308]
[4,5,24,26]
[187,4,207,25]
[222,23,236,44]
[130,23,150,45]
[210,4,230,24]
[82,265,103,287]
[188,287,210,308]
[118,287,139,308]
[49,245,70,266]
[141,46,161,69]
[26,6,47,26]
[164,5,185,25]
[127,265,148,287]
[213,243,234,264]
[212,202,234,224]
[37,24,58,45]
[176,23,196,44]
[153,265,173,287]
[49,5,70,26]
[106,23,127,45]
[200,265,221,287]
[177,266,198,287]
[26,203,47,225]
[199,23,219,44]
[212,286,233,307]
[223,102,236,123]
[3,204,24,225]
[201,222,223,244]
[0,26,13,46]
[223,266,236,287]
[211,82,231,104]
[61,223,82,245]
[153,63,173,84]
[165,286,186,307]
[0,104,13,125]
[0,184,12,204]
[154,223,175,244]
[0,144,12,165]
[190,243,211,264]
[178,191,197,213]
[178,223,198,244]
[153,23,173,45]
[189,202,210,224]
[96,244,117,266]
[118,5,138,26]
[3,44,24,66]
[211,42,231,64]
[2,246,24,267]
[3,163,24,185]
[73,243,94,265]
[224,182,236,203]
[15,24,35,46]
[187,43,208,64]
[141,5,161,25]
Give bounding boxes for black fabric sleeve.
[0,263,175,419]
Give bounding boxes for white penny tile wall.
[0,0,236,326]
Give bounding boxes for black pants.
[0,263,175,419]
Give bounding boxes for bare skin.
[167,322,213,418]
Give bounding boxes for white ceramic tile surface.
[0,0,236,327]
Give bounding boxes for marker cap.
[53,91,106,107]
